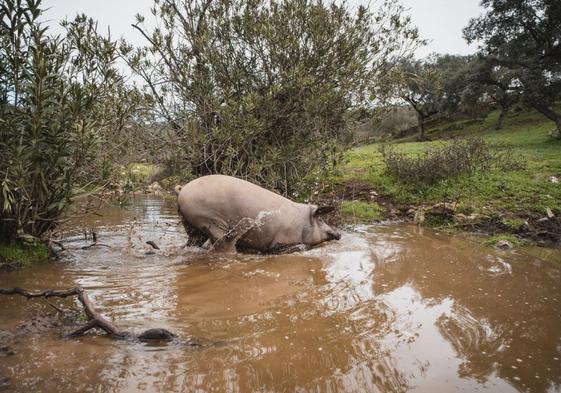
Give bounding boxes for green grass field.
[328,107,561,231]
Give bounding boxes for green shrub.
[379,137,523,185]
[0,1,133,242]
[0,242,50,266]
[128,0,422,195]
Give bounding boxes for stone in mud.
[495,240,514,250]
[147,182,163,193]
[138,328,175,341]
[0,377,10,388]
[429,202,456,215]
[0,346,15,357]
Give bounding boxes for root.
[146,240,160,250]
[0,287,174,340]
[81,243,111,250]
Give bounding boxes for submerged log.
[0,287,175,341]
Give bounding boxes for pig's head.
[303,205,341,246]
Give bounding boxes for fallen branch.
[81,243,111,250]
[0,287,174,340]
[146,240,160,250]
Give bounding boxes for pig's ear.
[313,205,336,216]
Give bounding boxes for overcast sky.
[43,0,483,57]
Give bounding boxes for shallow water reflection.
[1,195,560,392]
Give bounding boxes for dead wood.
[0,287,174,340]
[146,240,160,250]
[81,243,111,250]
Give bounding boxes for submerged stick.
[0,287,174,340]
[81,243,111,250]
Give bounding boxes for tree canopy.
[126,0,422,193]
[464,0,561,136]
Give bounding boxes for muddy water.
[1,196,560,393]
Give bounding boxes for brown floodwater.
[1,195,560,393]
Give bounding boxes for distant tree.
[392,54,473,140]
[127,0,422,194]
[464,0,561,137]
[393,57,444,140]
[436,54,474,114]
[461,58,520,129]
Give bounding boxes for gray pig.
[175,175,341,252]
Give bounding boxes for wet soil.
[321,180,561,246]
[1,195,560,392]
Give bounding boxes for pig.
[175,175,341,252]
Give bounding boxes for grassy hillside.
[327,107,561,245]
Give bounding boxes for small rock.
[147,182,162,192]
[430,202,456,215]
[0,346,15,357]
[536,217,549,224]
[0,377,10,388]
[455,213,467,220]
[548,176,559,183]
[369,191,378,196]
[138,328,175,341]
[414,209,425,225]
[546,208,555,219]
[495,240,513,250]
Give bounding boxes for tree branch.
[0,287,175,340]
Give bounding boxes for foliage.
[0,242,50,266]
[460,56,520,128]
[0,0,137,242]
[464,0,561,136]
[127,0,421,194]
[391,57,444,140]
[390,55,473,140]
[379,137,522,185]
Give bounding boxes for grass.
[484,234,524,247]
[340,200,383,221]
[120,163,162,189]
[326,106,561,244]
[0,242,50,268]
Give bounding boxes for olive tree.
[464,0,561,137]
[461,57,520,129]
[127,0,421,194]
[392,57,444,140]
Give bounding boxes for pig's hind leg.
[212,217,256,253]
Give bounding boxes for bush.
[0,1,134,242]
[128,0,422,195]
[379,137,523,185]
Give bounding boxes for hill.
[323,107,561,247]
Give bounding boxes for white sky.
[43,0,483,57]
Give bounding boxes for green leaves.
[0,1,137,242]
[129,0,421,194]
[464,0,561,132]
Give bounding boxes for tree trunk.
[418,117,426,141]
[530,102,561,138]
[497,106,508,130]
[555,117,561,139]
